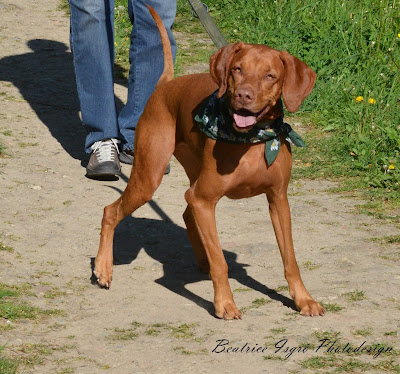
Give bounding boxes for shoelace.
[91,138,120,163]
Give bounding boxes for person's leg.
[69,0,121,177]
[69,0,120,153]
[118,0,177,153]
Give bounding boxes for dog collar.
[194,90,306,165]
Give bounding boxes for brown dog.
[94,6,325,319]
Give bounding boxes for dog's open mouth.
[233,106,271,131]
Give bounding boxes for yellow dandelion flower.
[389,164,395,170]
[355,96,364,103]
[398,33,400,38]
[368,98,376,104]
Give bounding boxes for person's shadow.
[0,39,127,163]
[91,184,297,317]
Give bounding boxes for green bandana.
[194,90,306,165]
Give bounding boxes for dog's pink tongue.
[233,113,257,128]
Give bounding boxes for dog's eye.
[266,73,276,80]
[233,67,241,73]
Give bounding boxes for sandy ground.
[0,1,399,373]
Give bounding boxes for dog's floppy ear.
[279,51,316,112]
[210,42,244,98]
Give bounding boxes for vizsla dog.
[94,6,325,319]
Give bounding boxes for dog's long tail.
[146,4,174,86]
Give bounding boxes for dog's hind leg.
[94,113,175,288]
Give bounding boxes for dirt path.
[0,1,399,373]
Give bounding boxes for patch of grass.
[312,330,341,342]
[0,138,6,158]
[263,354,285,361]
[0,345,18,374]
[320,302,344,313]
[170,323,196,339]
[233,287,252,293]
[372,235,400,245]
[18,142,38,148]
[43,287,67,299]
[384,331,398,336]
[270,327,286,334]
[344,290,367,302]
[145,328,162,336]
[109,327,138,341]
[13,343,74,368]
[109,321,202,342]
[251,298,271,308]
[58,0,70,15]
[0,282,62,321]
[0,236,14,252]
[301,356,371,372]
[299,342,316,350]
[240,297,272,314]
[173,345,208,355]
[353,327,373,336]
[301,260,322,271]
[56,368,75,374]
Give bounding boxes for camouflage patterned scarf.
[194,90,305,166]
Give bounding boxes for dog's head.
[210,43,316,132]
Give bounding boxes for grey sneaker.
[86,138,121,178]
[119,150,134,165]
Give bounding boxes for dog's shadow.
[91,195,296,317]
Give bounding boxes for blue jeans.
[69,0,177,153]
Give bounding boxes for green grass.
[108,321,199,341]
[301,356,400,372]
[0,239,14,252]
[0,345,18,374]
[0,141,5,158]
[320,302,344,313]
[240,297,272,314]
[353,327,373,336]
[210,0,400,178]
[0,282,62,321]
[344,290,367,302]
[372,234,400,244]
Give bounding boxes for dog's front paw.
[215,300,242,320]
[93,260,113,289]
[297,298,325,317]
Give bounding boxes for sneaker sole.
[86,163,122,178]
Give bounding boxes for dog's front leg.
[267,190,325,316]
[185,189,241,320]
